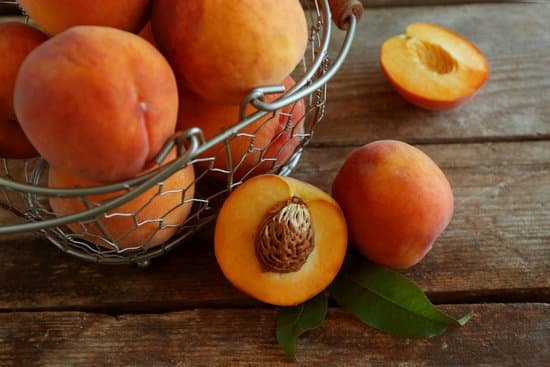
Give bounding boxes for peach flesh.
[380,22,490,110]
[215,174,347,306]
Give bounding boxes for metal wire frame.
[0,0,358,265]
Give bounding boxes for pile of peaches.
[0,0,311,248]
[1,1,490,307]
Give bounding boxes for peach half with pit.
[215,174,347,306]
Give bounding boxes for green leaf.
[276,293,328,360]
[328,256,472,338]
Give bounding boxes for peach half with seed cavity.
[214,175,347,306]
[380,22,490,110]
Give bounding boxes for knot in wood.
[255,197,314,273]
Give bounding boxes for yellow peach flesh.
[215,175,347,306]
[381,22,489,109]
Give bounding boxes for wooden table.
[1,1,549,365]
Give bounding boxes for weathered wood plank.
[320,3,550,145]
[0,141,547,311]
[0,304,548,366]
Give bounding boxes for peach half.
[215,175,347,306]
[48,150,195,250]
[380,23,489,110]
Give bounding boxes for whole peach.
[14,26,178,182]
[177,76,305,181]
[151,0,308,103]
[332,140,454,269]
[0,22,47,159]
[49,150,195,250]
[17,0,150,35]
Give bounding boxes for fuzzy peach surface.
[17,0,151,35]
[152,0,308,103]
[14,26,178,182]
[177,76,305,181]
[333,140,454,269]
[48,150,195,250]
[0,22,47,159]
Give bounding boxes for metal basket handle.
[0,0,363,236]
[328,0,364,30]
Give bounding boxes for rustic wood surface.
[0,1,549,366]
[1,304,548,367]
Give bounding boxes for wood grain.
[319,3,550,145]
[0,141,547,311]
[0,304,548,366]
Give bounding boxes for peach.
[215,174,347,306]
[177,76,306,182]
[17,0,151,35]
[0,22,47,159]
[151,0,308,103]
[48,150,195,250]
[332,140,454,269]
[380,23,489,110]
[14,26,178,182]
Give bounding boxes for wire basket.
[0,0,362,265]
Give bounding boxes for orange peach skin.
[332,140,454,269]
[177,77,306,181]
[14,26,178,182]
[215,174,347,306]
[151,0,308,103]
[380,23,489,110]
[49,151,195,250]
[0,22,47,159]
[17,0,151,35]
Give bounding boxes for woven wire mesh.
[0,0,334,264]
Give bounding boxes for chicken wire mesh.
[0,0,359,265]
